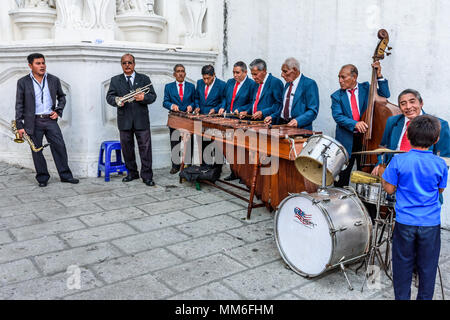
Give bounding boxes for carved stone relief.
[15,0,56,8]
[185,0,207,39]
[116,0,155,15]
[55,0,113,30]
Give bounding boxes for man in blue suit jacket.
[194,65,226,169]
[218,61,256,115]
[373,88,450,175]
[239,59,283,120]
[264,57,319,129]
[331,62,390,187]
[194,65,226,115]
[216,61,257,181]
[163,64,196,174]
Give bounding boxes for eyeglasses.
[122,61,134,65]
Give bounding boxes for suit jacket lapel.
[292,76,304,108]
[47,74,56,102]
[26,76,36,99]
[259,74,271,101]
[340,90,352,118]
[358,83,368,115]
[392,115,405,146]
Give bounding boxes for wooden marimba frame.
[167,111,319,219]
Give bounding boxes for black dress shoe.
[38,182,47,187]
[143,179,155,186]
[224,172,237,181]
[170,167,180,174]
[61,178,79,184]
[122,175,139,182]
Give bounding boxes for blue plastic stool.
[97,141,128,182]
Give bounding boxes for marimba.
[167,111,320,218]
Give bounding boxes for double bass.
[360,29,402,171]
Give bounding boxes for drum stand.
[319,148,356,291]
[360,183,394,292]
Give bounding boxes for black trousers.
[120,128,153,180]
[334,133,363,188]
[169,127,194,169]
[30,117,73,183]
[201,138,224,171]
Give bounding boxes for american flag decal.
[294,207,316,228]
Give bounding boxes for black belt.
[36,114,52,119]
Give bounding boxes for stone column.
[115,0,167,43]
[9,0,57,40]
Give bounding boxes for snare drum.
[274,187,372,277]
[355,183,396,207]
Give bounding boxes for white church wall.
[222,0,450,228]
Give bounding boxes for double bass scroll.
[360,29,401,170]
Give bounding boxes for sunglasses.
[122,61,134,65]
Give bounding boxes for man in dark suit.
[373,88,450,175]
[15,53,79,187]
[331,62,390,187]
[106,53,157,186]
[194,65,226,168]
[264,57,319,129]
[239,59,283,121]
[163,64,196,174]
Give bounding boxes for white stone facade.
[0,0,222,177]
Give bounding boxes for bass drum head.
[274,195,332,277]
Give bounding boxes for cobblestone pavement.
[0,162,448,300]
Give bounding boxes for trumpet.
[11,120,49,153]
[115,83,152,106]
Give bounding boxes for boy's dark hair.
[407,115,441,148]
[201,65,215,76]
[27,53,45,64]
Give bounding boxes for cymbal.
[352,148,407,155]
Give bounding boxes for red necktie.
[283,82,293,119]
[178,83,183,102]
[230,81,240,112]
[348,88,360,121]
[204,85,210,101]
[252,84,263,114]
[400,121,412,151]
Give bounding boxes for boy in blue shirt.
[382,115,448,300]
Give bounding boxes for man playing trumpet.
[106,53,157,186]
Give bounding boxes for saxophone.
[11,120,49,152]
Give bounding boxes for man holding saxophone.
[15,53,79,187]
[106,53,157,186]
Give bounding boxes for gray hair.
[283,57,300,71]
[249,58,267,71]
[398,88,423,104]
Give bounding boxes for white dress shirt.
[345,83,360,115]
[123,72,136,88]
[30,72,53,115]
[205,77,216,99]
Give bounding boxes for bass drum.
[274,187,372,277]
